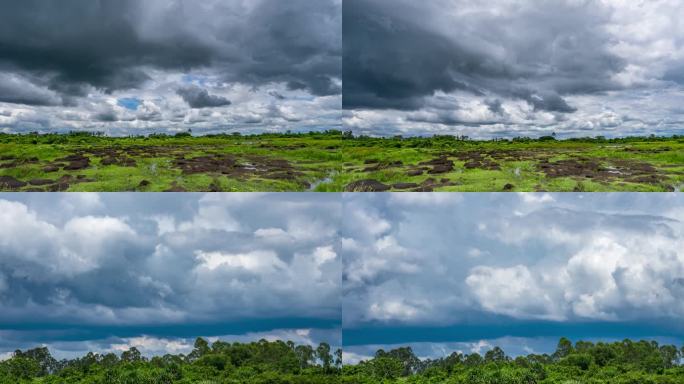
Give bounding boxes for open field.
[0,132,343,192]
[0,132,682,192]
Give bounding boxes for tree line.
[4,337,684,383]
[0,338,341,384]
[341,338,684,384]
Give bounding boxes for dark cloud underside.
[343,0,624,113]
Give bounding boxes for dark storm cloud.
[0,0,211,94]
[177,85,231,108]
[342,0,624,113]
[227,0,342,96]
[0,0,341,103]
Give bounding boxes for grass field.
[0,132,682,192]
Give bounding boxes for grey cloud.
[0,73,62,106]
[177,85,231,108]
[341,193,684,327]
[343,0,624,113]
[0,0,341,101]
[0,193,342,326]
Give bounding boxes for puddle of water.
[309,177,332,191]
[309,172,337,191]
[605,166,622,175]
[242,162,258,171]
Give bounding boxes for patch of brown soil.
[344,179,391,192]
[0,176,27,189]
[363,160,403,172]
[538,158,665,184]
[0,157,39,169]
[57,154,90,171]
[419,156,455,174]
[453,152,501,170]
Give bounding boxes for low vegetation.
[0,131,682,191]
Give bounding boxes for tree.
[553,337,574,360]
[189,337,210,361]
[659,345,679,368]
[295,345,315,368]
[334,348,343,368]
[121,347,143,363]
[484,347,508,363]
[316,342,333,370]
[369,357,403,380]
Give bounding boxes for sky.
[0,193,341,359]
[343,0,684,138]
[0,0,341,135]
[341,193,684,362]
[2,192,682,362]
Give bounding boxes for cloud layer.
[0,0,341,134]
[343,0,684,137]
[0,193,341,358]
[342,193,684,350]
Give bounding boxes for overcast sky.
[0,193,341,359]
[2,193,682,361]
[0,0,341,135]
[343,0,684,138]
[342,193,684,362]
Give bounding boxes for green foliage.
[0,339,340,384]
[342,338,684,384]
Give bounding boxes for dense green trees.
[0,339,341,384]
[4,337,684,383]
[342,338,684,384]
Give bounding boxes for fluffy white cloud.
[343,194,684,327]
[0,193,341,327]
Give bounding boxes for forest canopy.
[341,338,684,384]
[0,338,341,384]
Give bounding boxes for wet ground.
[342,146,683,192]
[0,137,681,191]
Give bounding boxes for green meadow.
[0,132,682,192]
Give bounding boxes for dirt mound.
[392,182,419,190]
[344,179,391,192]
[0,157,39,169]
[175,154,238,174]
[42,165,60,172]
[420,156,455,174]
[58,154,90,171]
[0,176,27,189]
[538,158,665,184]
[454,152,501,170]
[363,160,403,172]
[101,156,137,167]
[28,179,54,186]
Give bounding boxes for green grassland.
[0,131,682,192]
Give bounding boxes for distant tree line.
[341,338,684,384]
[0,338,341,384]
[0,129,681,145]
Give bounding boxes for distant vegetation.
[342,338,684,384]
[0,131,682,191]
[0,339,341,384]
